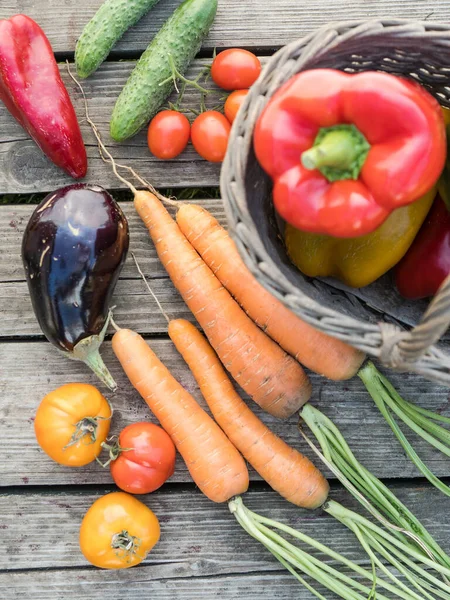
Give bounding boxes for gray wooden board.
[0,200,225,283]
[1,0,446,55]
[1,338,450,486]
[0,484,448,572]
[0,61,228,194]
[0,202,433,338]
[0,570,418,600]
[2,1,450,598]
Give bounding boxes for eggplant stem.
[70,311,117,391]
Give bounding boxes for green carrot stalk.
[299,403,450,570]
[325,500,450,598]
[359,361,450,498]
[229,496,427,600]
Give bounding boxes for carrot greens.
[359,361,450,498]
[300,403,450,571]
[230,496,449,600]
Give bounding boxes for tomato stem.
[64,413,111,450]
[159,54,210,95]
[111,530,142,563]
[97,439,133,468]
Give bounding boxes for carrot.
[65,70,310,418]
[134,190,311,419]
[111,326,249,503]
[169,318,329,509]
[176,204,366,381]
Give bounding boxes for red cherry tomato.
[147,110,190,159]
[109,422,176,495]
[211,49,261,91]
[224,89,249,124]
[191,111,231,163]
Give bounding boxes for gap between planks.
[1,0,447,54]
[0,200,436,341]
[1,338,450,486]
[1,484,447,572]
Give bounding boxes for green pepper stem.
[301,124,370,182]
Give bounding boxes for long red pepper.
[0,15,87,179]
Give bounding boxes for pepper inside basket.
[220,18,450,385]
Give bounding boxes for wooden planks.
[2,571,319,600]
[0,200,225,283]
[1,0,447,54]
[0,201,430,339]
[1,338,450,486]
[0,61,225,194]
[1,484,448,571]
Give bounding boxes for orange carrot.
[176,204,365,381]
[112,326,249,503]
[169,318,329,509]
[134,190,311,419]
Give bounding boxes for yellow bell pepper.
[285,187,436,288]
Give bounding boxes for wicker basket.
[221,19,450,385]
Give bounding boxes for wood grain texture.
[2,571,320,600]
[0,484,447,571]
[1,338,450,486]
[0,60,233,194]
[0,200,225,282]
[1,0,447,54]
[0,202,430,338]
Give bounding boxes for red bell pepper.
[395,194,450,299]
[254,69,446,238]
[0,15,87,178]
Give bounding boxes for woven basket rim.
[220,17,450,384]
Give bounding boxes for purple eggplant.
[22,183,129,390]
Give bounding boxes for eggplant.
[22,183,129,390]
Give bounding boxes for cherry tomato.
[224,89,249,124]
[191,111,231,163]
[34,383,111,467]
[211,49,261,91]
[79,492,160,569]
[147,110,190,159]
[108,422,176,494]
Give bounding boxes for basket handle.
[380,272,450,367]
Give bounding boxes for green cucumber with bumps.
[75,0,162,79]
[110,0,218,141]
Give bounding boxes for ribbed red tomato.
[191,111,231,163]
[109,422,176,494]
[147,110,190,159]
[211,49,261,90]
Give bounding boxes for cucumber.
[75,0,162,79]
[110,0,218,141]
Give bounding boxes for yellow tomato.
[34,383,112,467]
[79,492,160,569]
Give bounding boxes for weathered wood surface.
[2,1,450,598]
[1,0,445,55]
[1,338,450,486]
[1,484,447,570]
[1,572,320,600]
[0,200,225,283]
[0,202,432,338]
[0,61,228,194]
